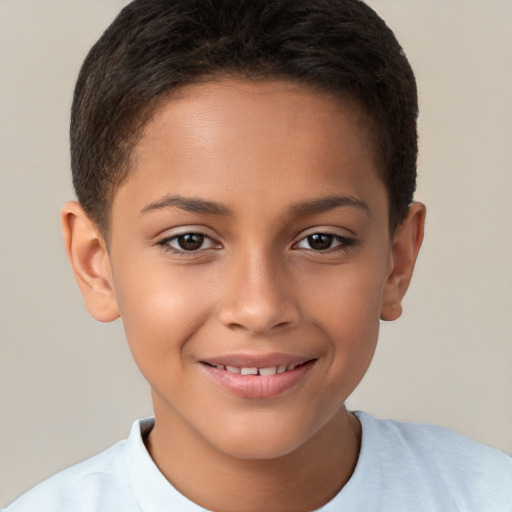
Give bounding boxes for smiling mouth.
[201,360,313,376]
[199,358,316,398]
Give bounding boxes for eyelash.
[157,231,356,255]
[157,233,219,255]
[293,233,356,253]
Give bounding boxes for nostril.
[226,320,294,334]
[217,287,301,334]
[226,322,245,332]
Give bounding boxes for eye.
[159,232,218,252]
[295,233,354,252]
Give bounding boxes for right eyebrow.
[139,195,231,216]
[290,195,370,216]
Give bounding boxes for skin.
[62,80,425,512]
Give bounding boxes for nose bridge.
[217,243,299,334]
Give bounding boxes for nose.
[217,248,301,335]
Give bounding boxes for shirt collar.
[126,418,209,512]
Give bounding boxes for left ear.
[381,202,426,321]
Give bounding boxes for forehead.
[115,79,386,221]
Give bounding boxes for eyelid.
[169,233,216,249]
[292,226,356,242]
[292,227,358,252]
[298,224,356,236]
[154,225,219,241]
[155,226,223,253]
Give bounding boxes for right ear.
[61,201,120,322]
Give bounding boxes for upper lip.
[199,352,316,368]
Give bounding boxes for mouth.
[199,357,317,399]
[201,360,312,376]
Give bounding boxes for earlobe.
[380,202,426,321]
[61,201,120,322]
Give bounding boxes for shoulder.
[353,411,512,510]
[4,435,137,512]
[357,410,511,468]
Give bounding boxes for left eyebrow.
[290,195,370,216]
[140,195,231,216]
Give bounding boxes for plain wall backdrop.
[1,0,511,506]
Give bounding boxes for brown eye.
[295,232,355,252]
[175,233,206,251]
[306,233,334,250]
[160,232,217,253]
[159,231,220,255]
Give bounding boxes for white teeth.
[240,367,258,375]
[211,362,305,375]
[259,367,278,376]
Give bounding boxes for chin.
[215,434,306,461]
[201,411,320,461]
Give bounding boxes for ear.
[380,202,426,321]
[61,201,120,322]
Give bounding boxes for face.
[107,80,394,459]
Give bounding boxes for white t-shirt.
[5,411,512,512]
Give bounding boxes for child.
[5,0,511,511]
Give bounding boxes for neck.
[146,405,361,512]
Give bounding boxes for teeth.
[240,367,258,375]
[259,367,278,376]
[213,362,304,375]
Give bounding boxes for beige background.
[1,0,511,507]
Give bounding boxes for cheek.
[113,263,214,367]
[308,259,387,331]
[319,288,380,367]
[306,260,386,381]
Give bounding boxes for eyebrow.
[140,194,369,217]
[140,195,231,216]
[290,195,370,216]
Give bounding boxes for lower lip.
[200,361,315,399]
